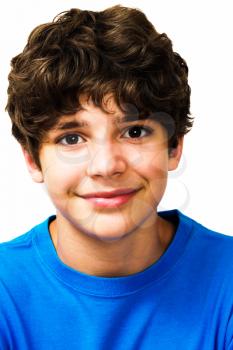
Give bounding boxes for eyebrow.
[55,114,155,131]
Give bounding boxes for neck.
[49,213,175,277]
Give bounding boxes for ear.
[168,137,184,171]
[21,146,44,183]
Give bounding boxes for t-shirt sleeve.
[0,276,29,349]
[0,296,10,349]
[226,306,233,349]
[227,332,233,349]
[0,328,10,350]
[227,337,233,350]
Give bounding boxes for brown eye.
[58,134,83,145]
[123,125,153,139]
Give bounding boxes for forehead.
[53,95,160,130]
[55,94,153,126]
[47,93,175,138]
[54,113,158,131]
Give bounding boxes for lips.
[82,190,139,208]
[81,188,140,199]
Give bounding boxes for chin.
[86,230,132,243]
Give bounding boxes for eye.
[57,133,83,145]
[122,125,153,140]
[56,125,153,146]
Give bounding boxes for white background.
[0,0,232,242]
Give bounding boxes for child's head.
[6,5,193,171]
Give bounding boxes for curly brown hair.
[6,5,193,170]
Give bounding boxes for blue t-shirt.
[0,210,233,350]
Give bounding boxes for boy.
[1,5,233,349]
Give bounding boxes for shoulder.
[0,215,54,252]
[0,216,55,307]
[0,227,35,280]
[0,216,53,278]
[160,208,233,246]
[171,209,233,244]
[178,211,233,275]
[0,229,34,256]
[0,229,35,307]
[161,209,233,272]
[186,212,233,251]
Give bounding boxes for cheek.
[135,148,169,199]
[41,156,83,199]
[134,146,169,178]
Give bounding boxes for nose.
[86,141,127,178]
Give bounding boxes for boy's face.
[23,94,183,241]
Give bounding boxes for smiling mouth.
[81,189,140,208]
[80,188,141,199]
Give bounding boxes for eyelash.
[56,125,154,146]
